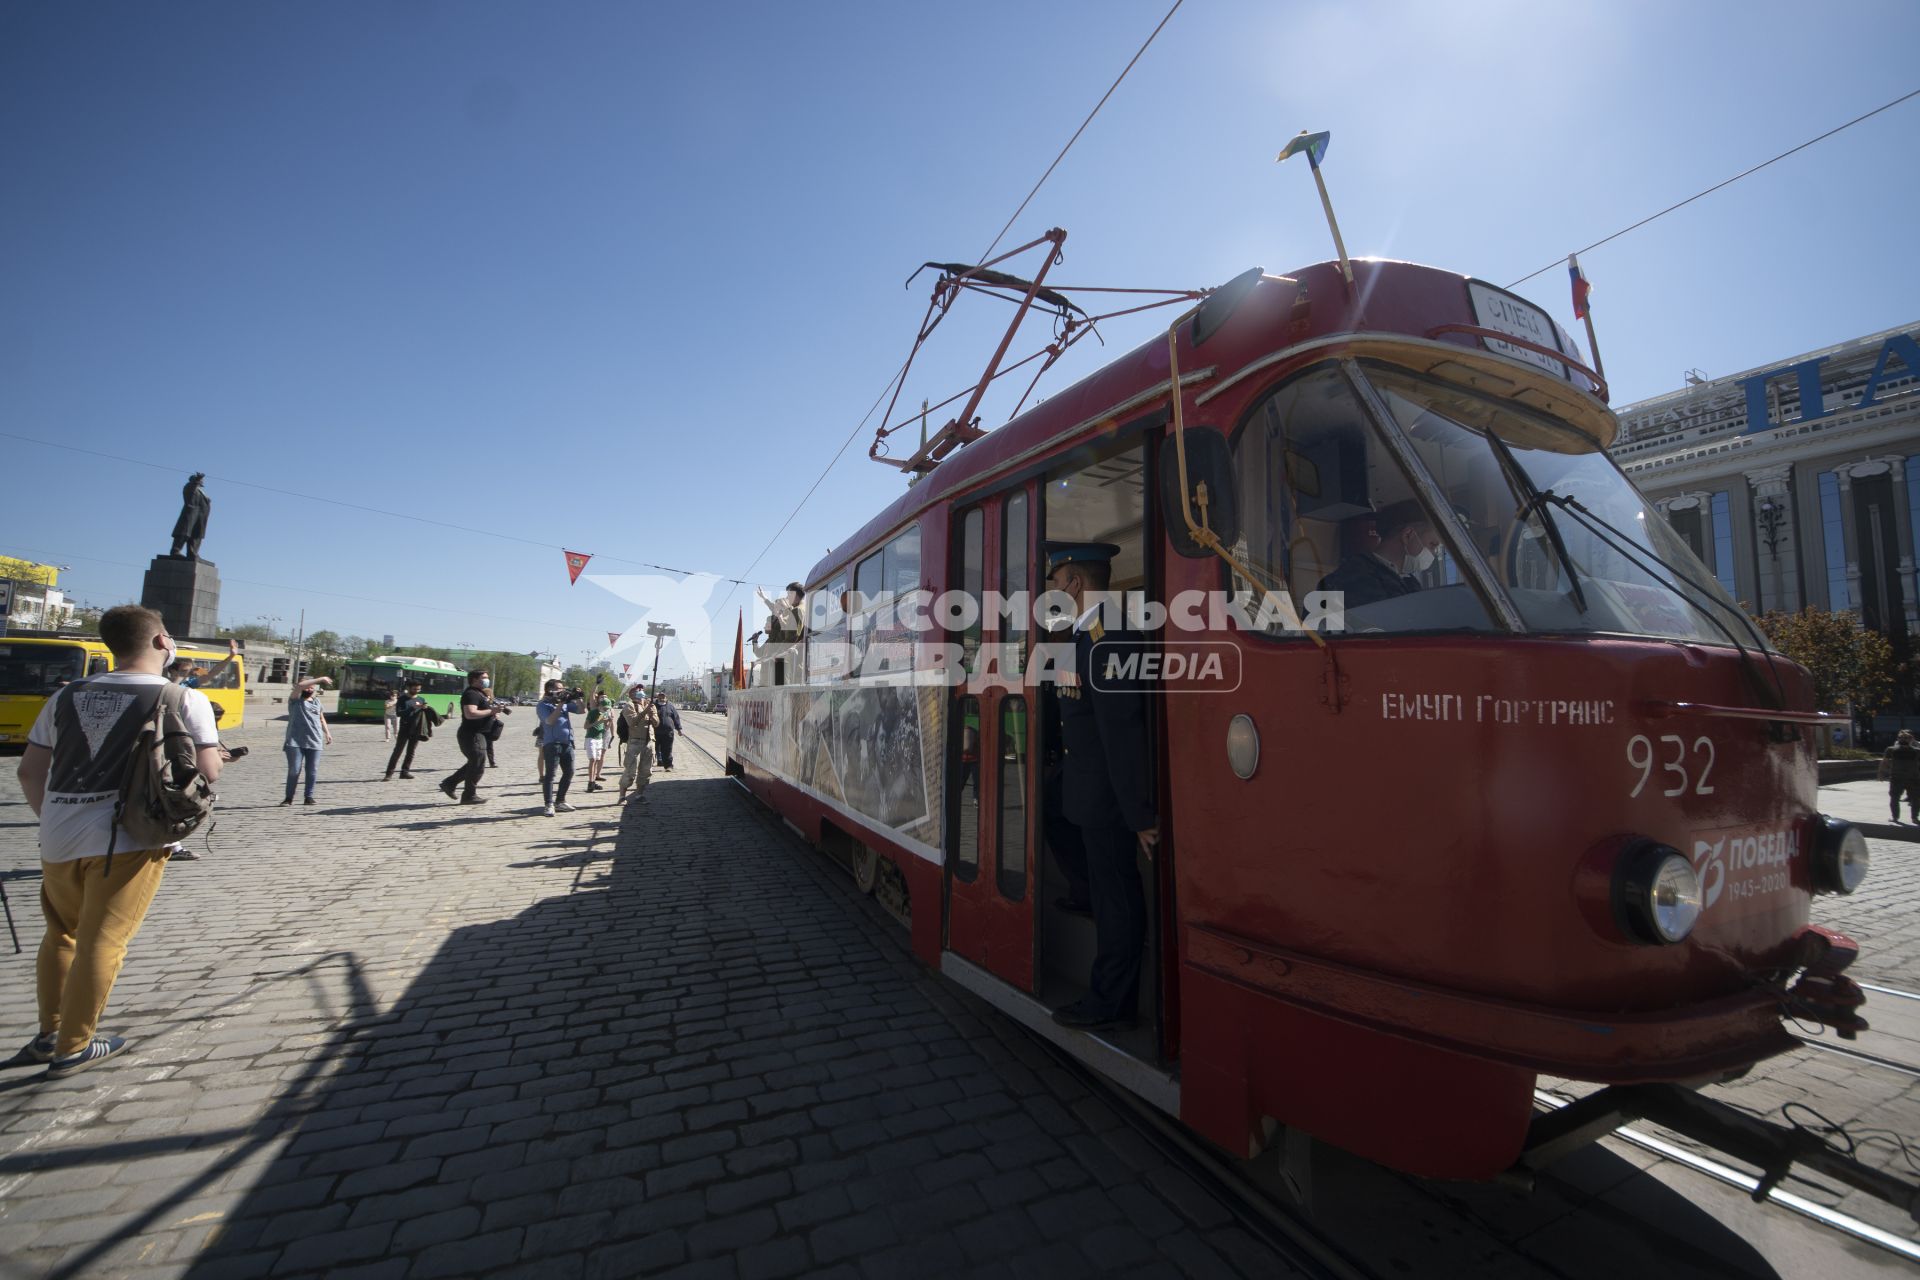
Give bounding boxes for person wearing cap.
[1043,541,1158,1031]
[1317,500,1442,612]
[653,691,682,770]
[385,679,433,780]
[1881,729,1920,822]
[616,683,660,802]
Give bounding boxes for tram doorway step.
[1512,1083,1920,1223]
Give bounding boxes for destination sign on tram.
[1466,280,1570,381]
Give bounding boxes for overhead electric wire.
[976,0,1184,264]
[1506,86,1920,289]
[0,430,756,585]
[717,0,1185,617]
[710,354,916,618]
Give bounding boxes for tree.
[560,665,619,696]
[1754,607,1894,714]
[217,621,283,641]
[305,630,343,656]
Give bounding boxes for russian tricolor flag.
[1568,254,1592,320]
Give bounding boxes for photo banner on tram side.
[730,684,944,853]
[833,684,931,833]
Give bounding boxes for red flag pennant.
[621,664,631,676]
[607,631,621,648]
[564,550,591,584]
[731,610,747,690]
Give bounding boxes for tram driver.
[1317,500,1442,611]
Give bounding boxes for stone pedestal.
[141,556,221,639]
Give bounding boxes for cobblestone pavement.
[0,712,1295,1279]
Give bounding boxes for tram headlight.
[1812,816,1869,896]
[1613,842,1702,945]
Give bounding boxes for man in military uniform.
[1043,542,1158,1031]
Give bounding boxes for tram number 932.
[1626,734,1716,799]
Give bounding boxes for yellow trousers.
[38,850,170,1057]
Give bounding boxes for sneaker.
[440,781,459,800]
[556,802,576,813]
[278,798,293,806]
[544,804,555,817]
[169,848,202,862]
[15,1032,57,1065]
[47,1035,128,1079]
[399,773,415,779]
[304,797,317,806]
[460,795,487,805]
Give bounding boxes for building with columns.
[1609,326,1920,688]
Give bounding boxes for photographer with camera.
[439,669,506,805]
[537,679,586,817]
[583,682,614,792]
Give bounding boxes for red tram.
[726,255,1880,1186]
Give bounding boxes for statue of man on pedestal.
[170,473,211,559]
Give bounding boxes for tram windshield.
[1230,363,1759,647]
[1362,363,1757,647]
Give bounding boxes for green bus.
[338,656,467,720]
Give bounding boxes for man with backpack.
[12,605,223,1078]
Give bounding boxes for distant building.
[0,556,69,633]
[1610,322,1920,704]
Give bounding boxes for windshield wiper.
[1484,430,1587,615]
[1531,491,1793,717]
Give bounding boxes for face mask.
[1403,546,1437,576]
[161,638,178,669]
[481,679,492,689]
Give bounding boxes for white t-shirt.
[28,673,219,863]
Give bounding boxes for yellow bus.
[0,636,246,746]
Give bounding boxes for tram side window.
[950,694,981,881]
[808,573,850,683]
[958,509,984,671]
[1045,441,1148,625]
[1003,493,1029,673]
[997,696,1028,901]
[1231,366,1495,636]
[851,550,884,672]
[873,525,920,674]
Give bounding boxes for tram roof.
[807,259,1607,586]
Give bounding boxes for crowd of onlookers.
[9,604,693,1082]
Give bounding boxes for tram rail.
[1794,1035,1920,1081]
[676,716,1378,1279]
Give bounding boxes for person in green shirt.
[584,689,613,792]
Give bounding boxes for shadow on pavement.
[154,775,824,1277]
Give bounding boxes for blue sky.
[3,1,1916,677]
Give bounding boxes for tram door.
[945,486,1040,993]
